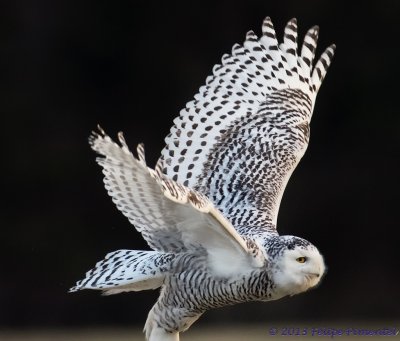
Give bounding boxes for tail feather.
[69,250,175,294]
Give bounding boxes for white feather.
[88,128,264,276]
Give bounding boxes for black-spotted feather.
[87,128,259,276]
[159,18,335,233]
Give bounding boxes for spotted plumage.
[70,17,335,341]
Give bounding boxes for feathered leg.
[145,305,179,341]
[144,296,202,341]
[149,328,179,341]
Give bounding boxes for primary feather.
[71,17,335,341]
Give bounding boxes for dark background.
[1,0,399,330]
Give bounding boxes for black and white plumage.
[70,17,335,341]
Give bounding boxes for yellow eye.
[296,257,307,263]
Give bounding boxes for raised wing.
[158,18,335,234]
[89,127,264,276]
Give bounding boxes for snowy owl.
[70,17,335,341]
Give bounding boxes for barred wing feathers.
[159,17,335,233]
[89,128,264,276]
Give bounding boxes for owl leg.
[144,300,202,341]
[144,304,179,341]
[146,326,179,341]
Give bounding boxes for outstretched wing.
[89,127,264,276]
[158,18,335,234]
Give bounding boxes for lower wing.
[89,127,265,276]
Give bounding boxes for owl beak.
[308,272,320,278]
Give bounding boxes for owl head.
[266,235,325,297]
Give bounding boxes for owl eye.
[296,257,307,263]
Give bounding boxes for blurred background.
[1,0,399,338]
